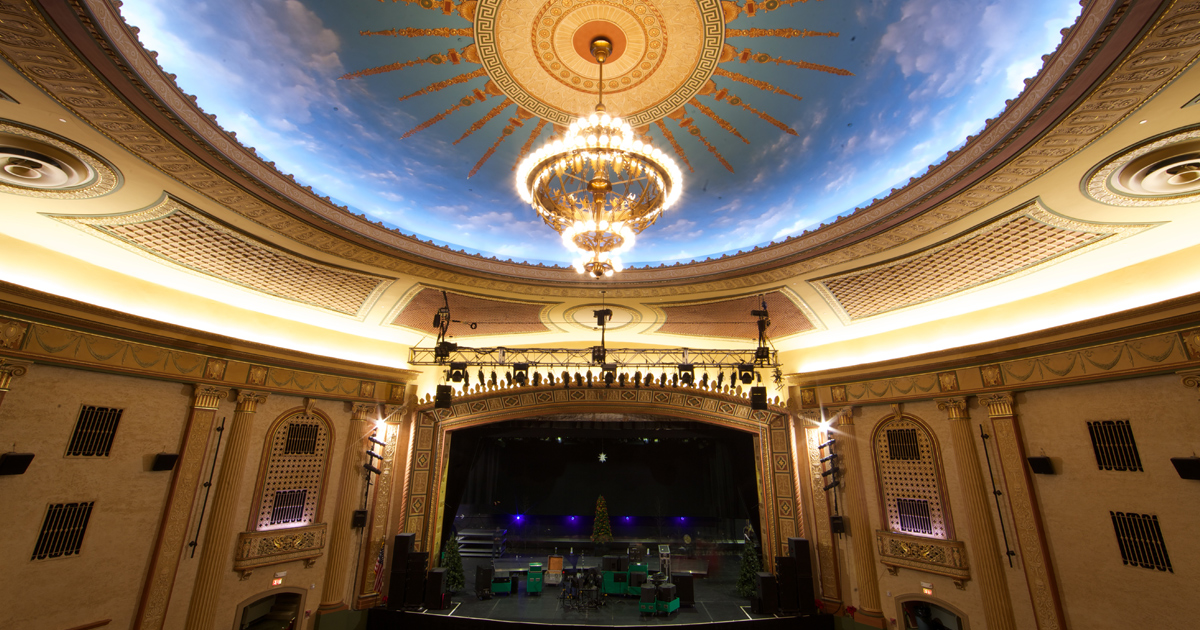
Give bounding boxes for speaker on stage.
[475,565,493,599]
[673,572,694,606]
[774,556,799,613]
[619,556,630,571]
[425,568,447,610]
[403,552,428,607]
[392,533,415,571]
[788,538,812,572]
[753,572,778,615]
[602,555,621,571]
[797,576,817,615]
[387,571,406,610]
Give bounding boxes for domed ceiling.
[119,0,1080,266]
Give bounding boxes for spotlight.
[513,363,529,386]
[363,463,382,475]
[592,345,607,364]
[737,364,756,385]
[434,341,458,360]
[368,435,387,447]
[677,364,694,385]
[434,384,453,409]
[603,363,617,385]
[593,308,613,327]
[448,362,468,382]
[750,386,768,410]
[366,450,384,461]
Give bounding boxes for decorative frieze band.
[876,531,970,584]
[233,523,328,576]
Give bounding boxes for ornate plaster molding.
[978,392,1016,417]
[0,357,31,390]
[876,530,970,585]
[233,523,327,577]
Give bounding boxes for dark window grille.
[896,498,933,535]
[269,489,308,525]
[886,428,921,461]
[65,406,122,457]
[32,502,94,560]
[283,423,319,455]
[1111,512,1172,572]
[1087,421,1143,471]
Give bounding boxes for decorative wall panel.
[52,195,391,317]
[650,289,819,340]
[814,203,1155,321]
[233,523,327,573]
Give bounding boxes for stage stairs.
[457,529,507,557]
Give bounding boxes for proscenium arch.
[398,385,804,571]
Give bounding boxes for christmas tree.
[442,536,465,593]
[735,541,761,598]
[591,495,613,543]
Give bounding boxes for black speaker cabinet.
[387,572,406,610]
[619,555,630,571]
[657,582,676,602]
[750,386,768,410]
[602,555,621,571]
[351,509,368,528]
[640,584,656,603]
[0,452,34,475]
[774,556,799,613]
[829,515,845,534]
[475,565,493,598]
[393,533,414,566]
[1171,457,1200,480]
[788,538,813,577]
[151,453,179,471]
[797,576,817,615]
[754,572,778,615]
[425,568,447,610]
[1027,456,1055,475]
[673,572,694,606]
[404,570,426,607]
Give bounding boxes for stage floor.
[416,555,783,626]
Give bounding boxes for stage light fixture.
[737,364,756,385]
[434,384,453,409]
[823,479,840,491]
[366,450,384,461]
[821,466,840,478]
[677,364,694,385]
[592,345,606,364]
[819,453,839,463]
[750,386,768,410]
[602,363,617,385]
[363,463,382,475]
[818,438,836,450]
[368,435,386,447]
[513,363,529,385]
[434,341,458,360]
[498,348,507,364]
[594,308,613,327]
[448,362,468,382]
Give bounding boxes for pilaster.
[978,392,1066,630]
[831,406,883,625]
[0,358,31,410]
[936,397,1017,630]
[184,390,269,630]
[318,402,379,612]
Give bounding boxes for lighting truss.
[409,346,778,369]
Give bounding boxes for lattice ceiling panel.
[815,205,1154,321]
[53,197,390,316]
[653,290,815,340]
[391,287,554,337]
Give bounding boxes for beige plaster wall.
[1017,375,1200,629]
[0,364,192,630]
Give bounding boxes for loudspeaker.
[754,572,778,615]
[425,568,447,610]
[630,571,646,587]
[151,453,178,471]
[657,583,676,602]
[351,509,368,528]
[1171,457,1200,480]
[673,572,694,606]
[640,584,657,603]
[796,576,817,615]
[0,453,34,475]
[619,556,630,571]
[475,565,493,594]
[788,538,812,577]
[1027,456,1055,475]
[829,515,845,534]
[774,556,798,613]
[394,533,414,562]
[434,385,453,409]
[405,568,426,607]
[602,555,621,571]
[387,572,406,610]
[750,386,768,410]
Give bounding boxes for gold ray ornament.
[401,90,494,140]
[360,27,474,38]
[713,68,803,101]
[512,119,549,169]
[339,48,475,80]
[688,99,750,144]
[455,99,514,145]
[399,68,487,102]
[655,121,695,173]
[725,28,838,38]
[709,86,797,136]
[735,47,853,76]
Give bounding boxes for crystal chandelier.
[516,38,682,278]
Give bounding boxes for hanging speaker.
[1027,456,1055,475]
[151,453,179,471]
[1171,457,1200,480]
[0,452,33,475]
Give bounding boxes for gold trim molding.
[876,530,969,585]
[233,522,328,578]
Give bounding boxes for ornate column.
[831,406,883,624]
[0,357,31,410]
[979,393,1066,630]
[184,390,269,630]
[318,402,377,613]
[796,407,841,607]
[936,397,1017,630]
[135,385,229,630]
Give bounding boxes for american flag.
[372,543,387,594]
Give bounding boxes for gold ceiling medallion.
[1086,127,1200,206]
[517,37,682,277]
[0,121,120,199]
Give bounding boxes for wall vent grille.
[269,489,309,525]
[886,428,921,460]
[32,502,94,560]
[1111,511,1172,572]
[283,423,319,455]
[1087,420,1143,471]
[896,498,934,535]
[65,406,122,457]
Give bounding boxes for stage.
[369,554,834,629]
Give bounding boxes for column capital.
[978,392,1015,418]
[351,402,379,421]
[192,385,230,410]
[935,397,969,420]
[383,403,409,424]
[235,390,270,412]
[0,358,31,391]
[829,405,856,426]
[796,409,822,428]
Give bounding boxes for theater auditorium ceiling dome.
[1,0,1200,374]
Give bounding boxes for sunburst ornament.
[517,38,681,277]
[598,451,607,463]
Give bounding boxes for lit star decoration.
[598,452,607,463]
